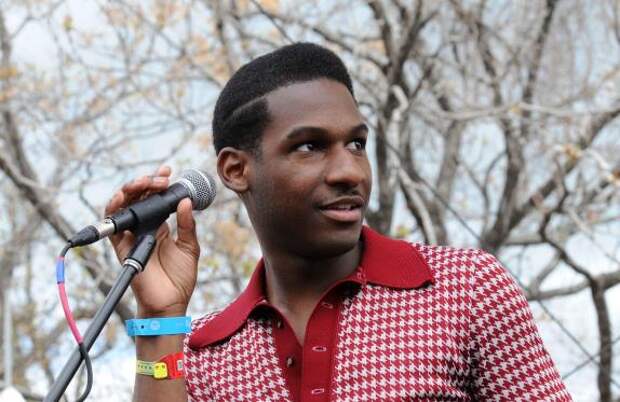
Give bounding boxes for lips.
[318,196,365,223]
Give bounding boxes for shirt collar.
[188,225,433,349]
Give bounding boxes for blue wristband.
[126,316,191,337]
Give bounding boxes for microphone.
[68,169,216,247]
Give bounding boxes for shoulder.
[412,243,481,272]
[414,243,527,316]
[411,243,516,290]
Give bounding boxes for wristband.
[126,316,191,336]
[136,360,154,376]
[159,351,185,379]
[136,352,184,380]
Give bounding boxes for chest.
[186,285,474,402]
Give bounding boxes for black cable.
[60,243,71,259]
[76,343,93,402]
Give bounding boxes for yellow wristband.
[136,360,154,376]
[153,362,168,379]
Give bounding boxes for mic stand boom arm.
[45,232,157,402]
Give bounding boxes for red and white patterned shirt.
[185,226,571,401]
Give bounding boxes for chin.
[298,223,362,259]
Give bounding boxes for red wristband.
[158,352,184,379]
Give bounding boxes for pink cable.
[57,280,83,344]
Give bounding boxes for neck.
[262,242,361,315]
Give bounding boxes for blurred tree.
[0,0,619,400]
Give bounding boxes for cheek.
[254,169,297,208]
[274,175,315,207]
[259,170,319,218]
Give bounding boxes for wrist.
[137,305,188,319]
[135,332,185,361]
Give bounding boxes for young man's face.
[246,78,372,259]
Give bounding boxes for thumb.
[176,198,200,256]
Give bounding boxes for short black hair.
[212,42,355,155]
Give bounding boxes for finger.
[155,222,171,241]
[105,173,171,219]
[175,198,199,256]
[113,230,136,259]
[106,187,135,214]
[117,177,152,207]
[137,176,170,202]
[154,165,172,178]
[121,175,157,194]
[104,191,124,216]
[122,175,169,204]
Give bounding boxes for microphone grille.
[176,169,217,210]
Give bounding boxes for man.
[106,43,571,401]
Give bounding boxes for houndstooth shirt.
[185,227,571,401]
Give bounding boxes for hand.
[105,166,200,317]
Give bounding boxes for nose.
[324,146,366,189]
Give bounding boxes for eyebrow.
[285,123,368,141]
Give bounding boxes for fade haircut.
[212,42,355,155]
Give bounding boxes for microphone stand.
[44,231,157,402]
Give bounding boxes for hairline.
[216,77,356,157]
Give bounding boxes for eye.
[295,142,318,152]
[347,138,366,151]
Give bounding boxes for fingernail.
[153,177,167,184]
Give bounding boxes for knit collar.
[188,226,433,349]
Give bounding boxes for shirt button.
[320,301,334,309]
[286,356,295,367]
[311,388,325,395]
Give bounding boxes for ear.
[216,147,251,193]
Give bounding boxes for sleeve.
[469,250,572,401]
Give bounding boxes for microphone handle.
[69,182,191,247]
[113,182,190,235]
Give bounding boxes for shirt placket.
[271,290,344,402]
[299,291,341,402]
[272,314,303,401]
